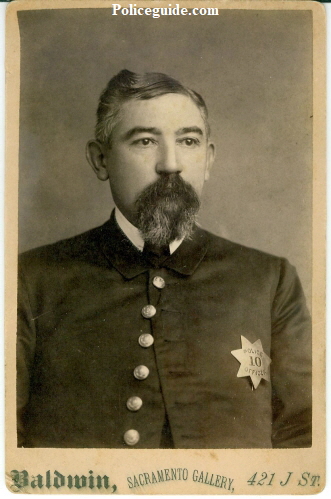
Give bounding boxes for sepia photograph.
[5,0,325,494]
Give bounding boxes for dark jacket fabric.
[17,215,312,448]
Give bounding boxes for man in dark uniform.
[17,70,312,449]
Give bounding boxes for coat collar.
[98,211,209,279]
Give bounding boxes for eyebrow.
[123,127,162,140]
[123,125,205,141]
[175,127,204,136]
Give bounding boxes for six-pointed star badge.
[231,336,271,389]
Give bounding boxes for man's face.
[101,93,214,224]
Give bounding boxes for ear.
[86,140,109,181]
[204,142,215,181]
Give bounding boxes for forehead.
[115,93,206,134]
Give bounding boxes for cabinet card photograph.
[5,0,326,494]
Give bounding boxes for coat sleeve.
[17,262,36,447]
[270,258,312,448]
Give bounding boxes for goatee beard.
[135,174,200,247]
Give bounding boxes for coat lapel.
[98,212,210,279]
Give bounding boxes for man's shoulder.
[18,222,287,276]
[200,227,284,265]
[198,228,295,289]
[19,222,108,267]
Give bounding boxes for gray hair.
[95,69,210,145]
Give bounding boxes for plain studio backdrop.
[17,7,312,305]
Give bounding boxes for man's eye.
[133,138,156,146]
[179,138,200,147]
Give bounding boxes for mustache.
[135,173,200,211]
[134,174,200,246]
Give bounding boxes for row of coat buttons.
[123,276,165,446]
[124,366,147,444]
[124,364,150,443]
[141,276,165,318]
[126,338,153,415]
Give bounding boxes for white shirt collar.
[114,207,183,255]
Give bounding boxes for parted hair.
[95,69,210,145]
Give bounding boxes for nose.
[156,142,182,174]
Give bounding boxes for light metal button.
[138,333,154,348]
[124,429,140,446]
[141,305,156,319]
[133,365,150,380]
[126,396,143,412]
[153,276,165,289]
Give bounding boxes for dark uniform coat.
[17,214,312,448]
